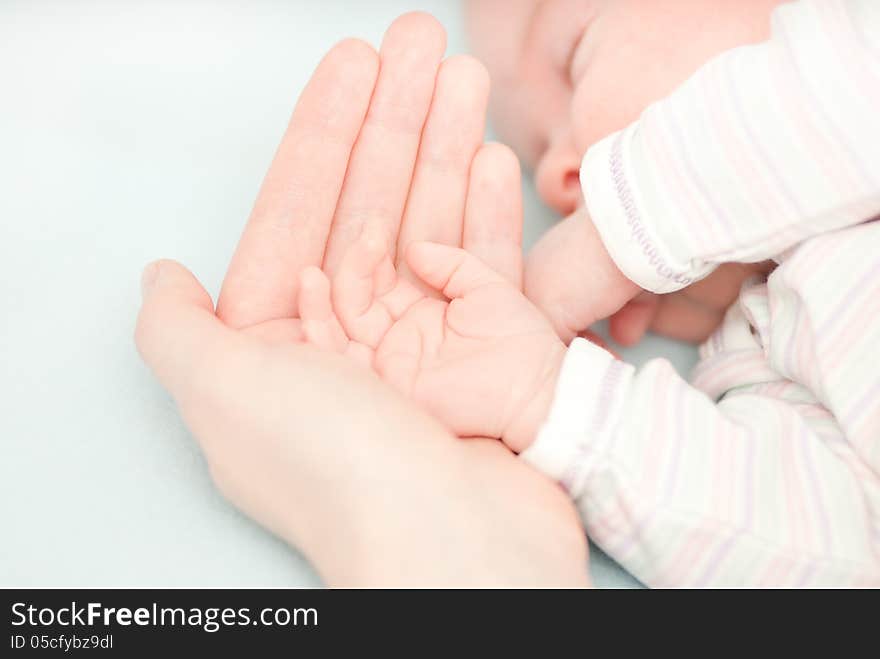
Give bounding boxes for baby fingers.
[298,266,349,353]
[406,242,508,300]
[333,224,421,347]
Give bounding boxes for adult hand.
[138,262,587,585]
[215,13,514,338]
[136,14,589,586]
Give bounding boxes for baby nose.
[534,135,582,215]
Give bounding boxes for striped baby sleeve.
[580,0,880,294]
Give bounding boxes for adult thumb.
[135,259,234,399]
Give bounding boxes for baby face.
[465,0,782,215]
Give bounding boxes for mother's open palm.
[135,14,590,585]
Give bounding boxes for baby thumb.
[136,259,233,399]
[406,242,507,300]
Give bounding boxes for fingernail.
[141,261,161,297]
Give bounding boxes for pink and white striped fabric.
[522,0,880,586]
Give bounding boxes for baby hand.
[297,225,566,452]
[524,207,640,343]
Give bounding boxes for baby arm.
[523,338,880,587]
[527,0,880,339]
[299,219,880,587]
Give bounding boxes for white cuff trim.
[581,127,708,294]
[520,338,633,494]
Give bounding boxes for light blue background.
[0,0,697,587]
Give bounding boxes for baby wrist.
[503,341,567,454]
[520,338,633,489]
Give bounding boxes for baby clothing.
[523,0,880,586]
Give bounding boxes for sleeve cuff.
[580,126,712,294]
[520,338,634,494]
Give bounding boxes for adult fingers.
[322,12,447,274]
[394,55,490,282]
[216,39,379,328]
[461,142,523,288]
